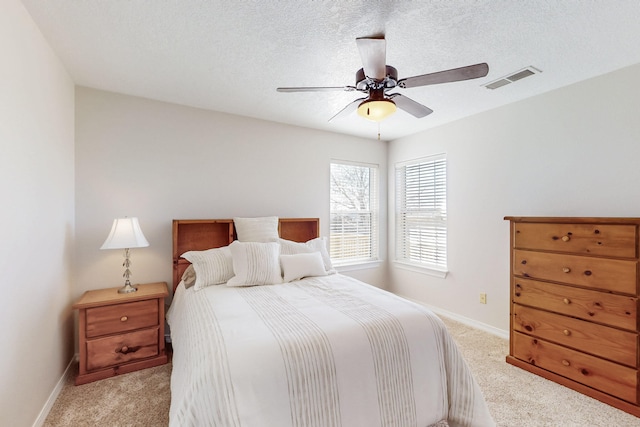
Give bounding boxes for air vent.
[485,79,511,90]
[484,66,541,90]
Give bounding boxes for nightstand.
[73,282,168,385]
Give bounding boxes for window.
[330,161,379,265]
[395,154,447,273]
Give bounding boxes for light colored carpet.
[43,362,171,427]
[44,317,640,426]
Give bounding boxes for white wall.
[0,1,75,426]
[388,63,640,333]
[74,87,388,300]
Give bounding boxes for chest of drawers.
[73,282,168,385]
[505,217,640,417]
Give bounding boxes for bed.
[167,217,495,427]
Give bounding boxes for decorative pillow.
[180,264,196,289]
[279,237,335,273]
[280,252,328,283]
[227,241,283,287]
[233,216,279,242]
[181,246,234,290]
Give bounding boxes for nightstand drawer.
[86,300,158,338]
[86,327,160,371]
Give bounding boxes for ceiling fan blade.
[398,63,489,89]
[328,98,366,122]
[277,86,356,93]
[388,94,433,118]
[356,37,386,80]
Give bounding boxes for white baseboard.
[32,354,77,427]
[407,298,509,340]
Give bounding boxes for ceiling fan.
[277,37,489,122]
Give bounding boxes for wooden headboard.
[172,218,319,291]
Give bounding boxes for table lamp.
[100,217,149,294]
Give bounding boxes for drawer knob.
[561,235,570,242]
[563,298,571,305]
[120,316,128,322]
[562,359,571,367]
[563,329,571,336]
[116,345,139,355]
[562,267,571,273]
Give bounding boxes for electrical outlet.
[479,293,487,304]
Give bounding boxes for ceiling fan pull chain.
[378,122,381,140]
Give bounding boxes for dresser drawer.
[513,249,637,295]
[514,222,637,258]
[512,332,638,403]
[513,304,638,366]
[512,277,637,330]
[86,327,160,371]
[86,300,159,338]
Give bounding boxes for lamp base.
[118,283,138,294]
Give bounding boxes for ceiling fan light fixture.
[357,99,397,122]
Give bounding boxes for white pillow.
[181,246,234,290]
[233,216,279,242]
[227,241,283,287]
[281,252,328,282]
[279,237,335,273]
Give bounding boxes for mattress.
[167,273,495,427]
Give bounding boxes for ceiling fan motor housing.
[356,66,398,91]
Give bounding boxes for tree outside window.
[330,162,379,265]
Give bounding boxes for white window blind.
[395,154,447,271]
[330,161,379,265]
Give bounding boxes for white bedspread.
[167,274,495,427]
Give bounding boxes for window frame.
[394,154,448,277]
[329,160,379,267]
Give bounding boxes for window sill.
[393,261,448,278]
[335,260,383,273]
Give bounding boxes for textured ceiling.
[19,0,640,141]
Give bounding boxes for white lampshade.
[100,217,149,250]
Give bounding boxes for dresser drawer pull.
[563,298,571,305]
[563,329,571,336]
[562,267,571,273]
[117,345,139,355]
[561,235,571,242]
[562,359,571,366]
[120,316,128,322]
